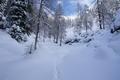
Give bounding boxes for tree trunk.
[97,0,102,29]
[34,0,44,50]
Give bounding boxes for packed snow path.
[0,30,120,80]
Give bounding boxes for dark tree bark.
[97,0,102,29]
[34,0,44,50]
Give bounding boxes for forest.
[0,0,120,80]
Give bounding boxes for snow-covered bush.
[114,9,120,27]
[111,9,120,33]
[64,32,94,45]
[64,38,81,45]
[7,24,27,42]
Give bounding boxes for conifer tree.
[6,0,31,42]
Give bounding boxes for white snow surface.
[0,30,120,80]
[112,9,120,29]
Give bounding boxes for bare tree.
[34,0,44,50]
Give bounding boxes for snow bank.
[58,30,120,80]
[0,30,25,62]
[0,30,25,79]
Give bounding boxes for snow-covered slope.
[59,30,120,80]
[0,30,25,79]
[0,30,24,61]
[0,30,120,80]
[114,9,120,27]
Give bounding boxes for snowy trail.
[1,31,120,80]
[0,41,71,80]
[0,42,120,80]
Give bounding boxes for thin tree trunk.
[60,34,62,46]
[97,0,102,29]
[102,14,105,29]
[102,10,105,29]
[34,0,44,50]
[56,24,60,44]
[101,1,105,29]
[43,29,45,42]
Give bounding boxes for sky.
[62,0,94,16]
[36,0,94,16]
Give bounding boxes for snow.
[66,27,75,39]
[112,9,120,29]
[57,0,62,5]
[64,15,77,20]
[44,7,54,19]
[60,30,120,80]
[0,29,120,80]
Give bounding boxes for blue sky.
[62,0,94,16]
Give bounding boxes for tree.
[75,4,93,34]
[26,0,35,31]
[82,5,92,33]
[0,0,7,29]
[0,0,7,13]
[59,17,66,46]
[96,0,103,29]
[75,3,83,34]
[0,12,5,29]
[6,0,31,42]
[34,0,44,50]
[94,0,120,30]
[34,0,52,49]
[52,0,65,46]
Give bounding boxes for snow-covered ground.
[0,30,120,80]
